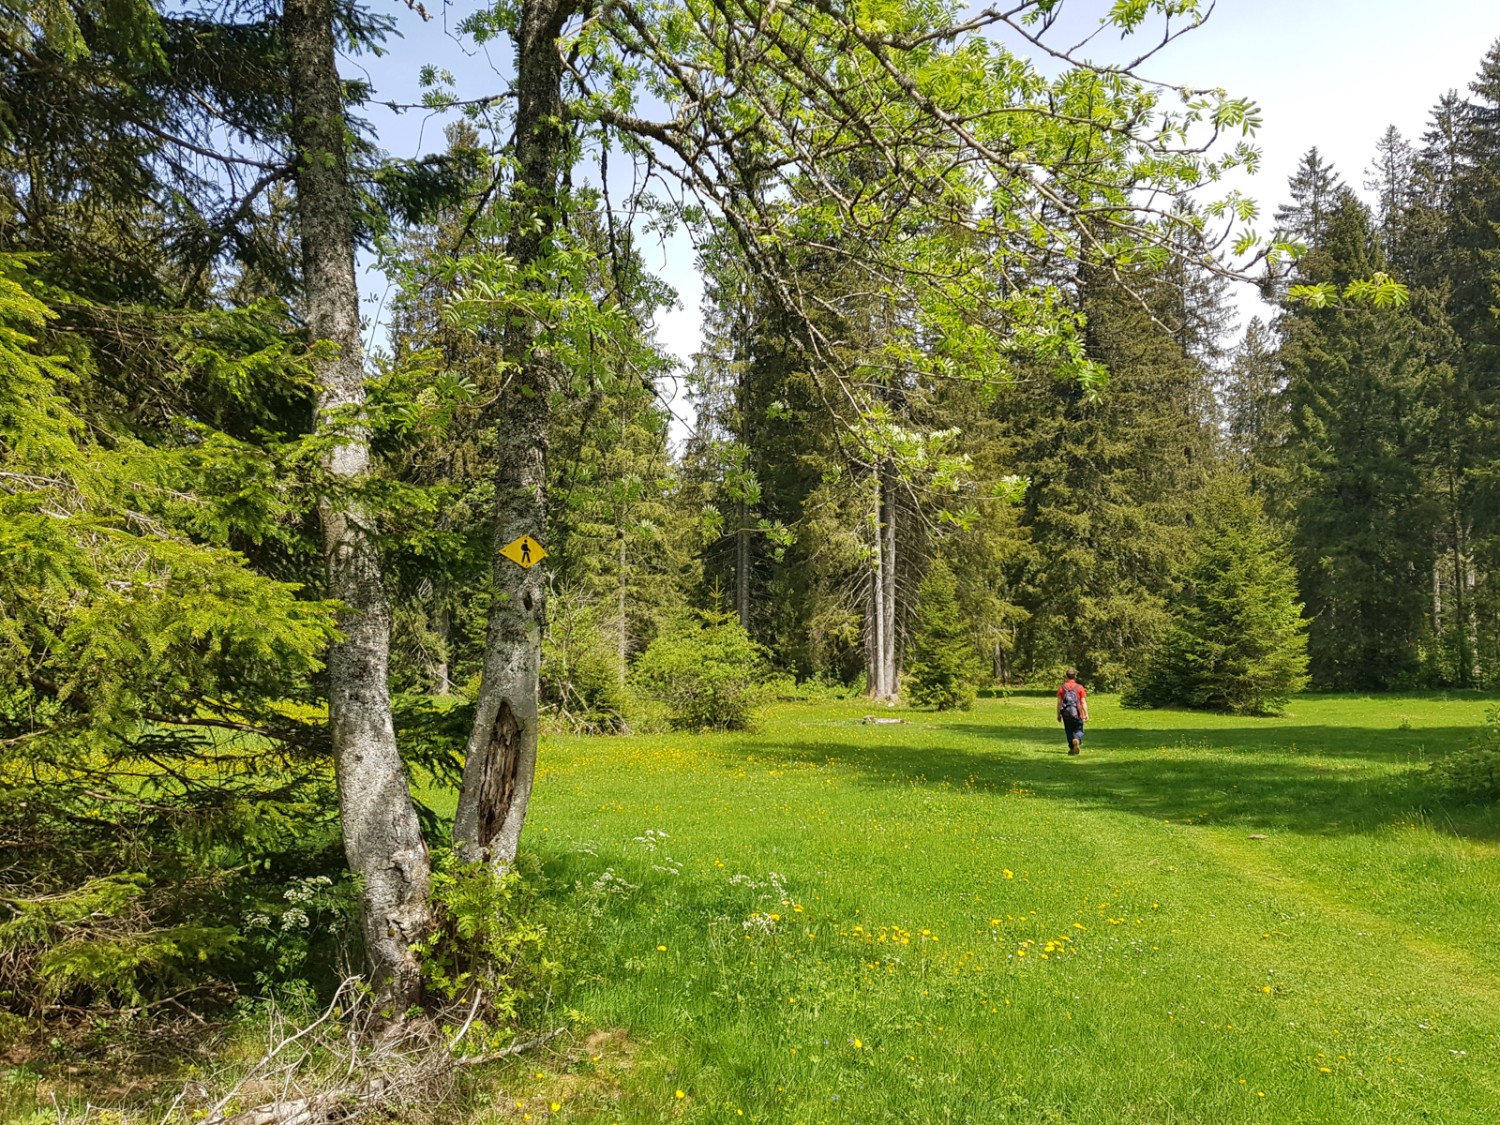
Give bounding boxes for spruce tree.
[1220,317,1285,487]
[1364,126,1416,262]
[1274,189,1437,688]
[1275,148,1346,250]
[1448,40,1500,679]
[905,558,985,711]
[1008,255,1220,688]
[1129,475,1309,715]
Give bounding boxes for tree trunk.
[1433,557,1443,631]
[455,0,573,869]
[881,465,899,697]
[618,525,629,685]
[736,499,751,630]
[1453,532,1468,686]
[431,593,453,696]
[284,0,430,1009]
[866,472,884,698]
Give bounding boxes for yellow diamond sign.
[499,534,547,569]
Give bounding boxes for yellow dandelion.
[675,1089,686,1099]
[1319,1067,1331,1073]
[1003,869,1014,879]
[853,1038,863,1049]
[657,944,667,951]
[551,1103,562,1112]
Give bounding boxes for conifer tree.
[1129,475,1308,715]
[1274,188,1437,688]
[1364,126,1416,261]
[1008,256,1220,688]
[1447,39,1500,678]
[1220,317,1285,486]
[904,558,985,711]
[1275,148,1346,251]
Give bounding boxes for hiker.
[1056,668,1090,756]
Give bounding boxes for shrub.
[1127,476,1309,715]
[542,596,632,733]
[1430,709,1500,803]
[415,851,556,1028]
[905,559,986,711]
[632,610,768,730]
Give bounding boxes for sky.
[352,1,1500,429]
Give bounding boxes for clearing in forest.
[436,693,1500,1124]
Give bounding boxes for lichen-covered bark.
[285,0,430,1007]
[455,0,575,869]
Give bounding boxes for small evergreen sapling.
[1128,476,1309,714]
[905,558,986,711]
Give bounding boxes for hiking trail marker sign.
[499,534,547,569]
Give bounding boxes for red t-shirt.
[1057,679,1087,716]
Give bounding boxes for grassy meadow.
[434,692,1500,1125]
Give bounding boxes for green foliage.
[0,874,236,1010]
[904,558,985,711]
[415,852,555,1028]
[542,593,632,734]
[0,260,354,1021]
[239,875,359,1002]
[1127,476,1309,715]
[1429,709,1500,803]
[1004,255,1223,689]
[632,610,768,731]
[1272,190,1437,690]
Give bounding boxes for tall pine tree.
[1274,188,1437,689]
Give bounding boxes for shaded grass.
[447,694,1500,1123]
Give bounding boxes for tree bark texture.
[455,0,574,869]
[431,593,453,696]
[285,0,430,1008]
[881,465,899,695]
[866,467,898,701]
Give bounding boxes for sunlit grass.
[438,693,1500,1123]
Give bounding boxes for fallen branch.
[451,1025,569,1066]
[176,979,566,1125]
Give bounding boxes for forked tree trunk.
[454,0,574,869]
[284,0,430,1008]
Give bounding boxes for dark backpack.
[1060,684,1081,722]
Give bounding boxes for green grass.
[442,694,1500,1124]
